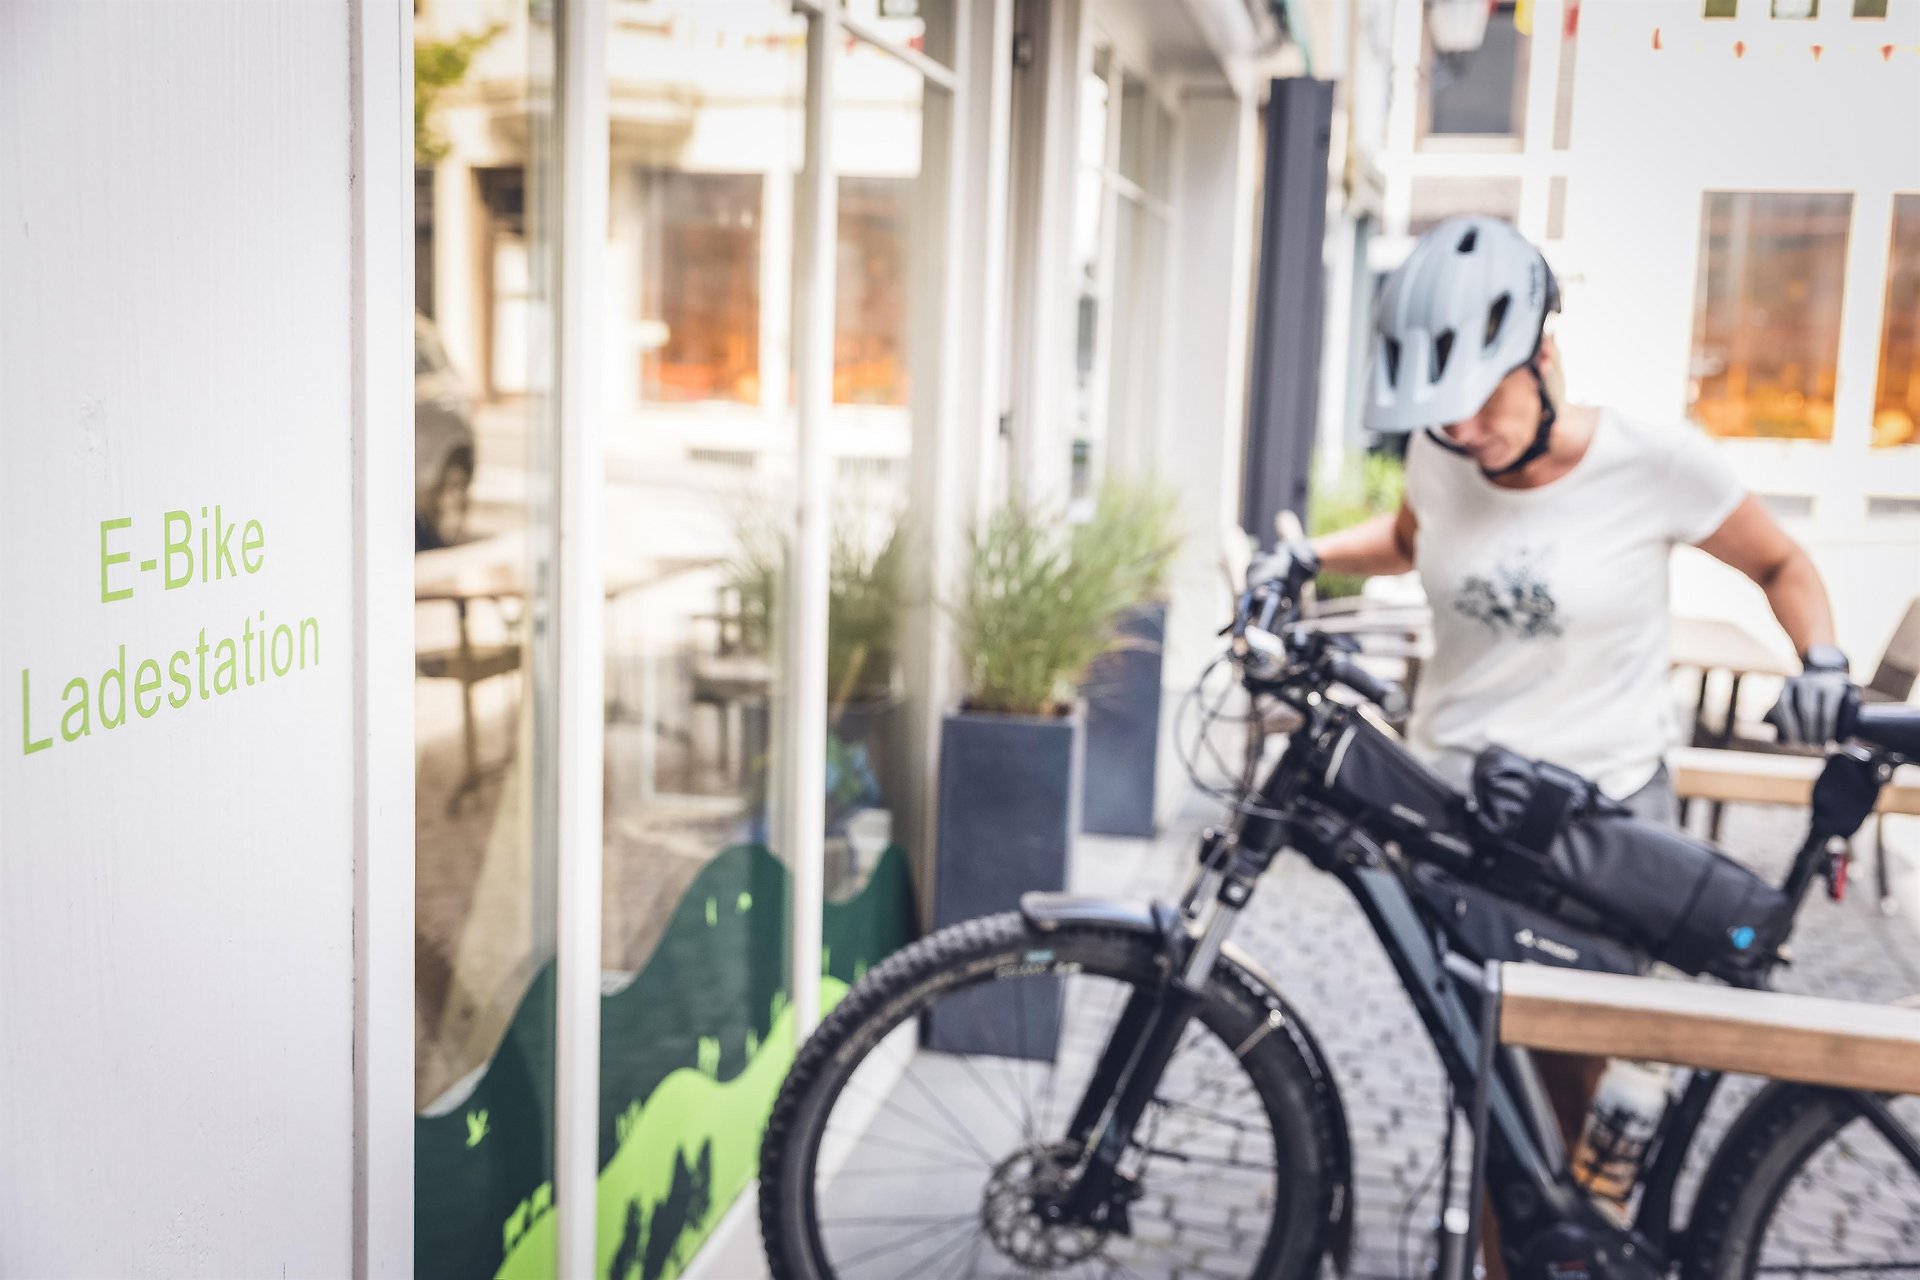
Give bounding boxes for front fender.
[1020,893,1356,1274]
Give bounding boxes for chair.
[1862,597,1920,705]
[416,598,524,814]
[687,584,773,787]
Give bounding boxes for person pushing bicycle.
[1276,213,1852,1270]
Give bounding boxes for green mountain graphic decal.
[415,844,915,1280]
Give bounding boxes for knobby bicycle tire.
[1683,1082,1920,1279]
[758,913,1339,1280]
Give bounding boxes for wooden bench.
[1668,745,1920,815]
[1498,962,1920,1094]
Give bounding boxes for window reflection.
[639,172,764,405]
[1688,191,1852,442]
[835,176,911,407]
[1422,0,1531,141]
[599,4,808,1275]
[412,2,557,1277]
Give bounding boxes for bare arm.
[1694,494,1837,656]
[1311,502,1419,578]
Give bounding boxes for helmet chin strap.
[1422,360,1557,480]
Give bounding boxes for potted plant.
[927,498,1132,1058]
[1076,479,1181,837]
[723,501,906,872]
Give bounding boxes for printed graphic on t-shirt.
[1454,546,1563,639]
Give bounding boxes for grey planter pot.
[925,707,1084,1061]
[1080,602,1167,838]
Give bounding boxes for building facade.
[1,0,1305,1274]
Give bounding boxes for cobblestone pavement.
[1106,793,1920,1278]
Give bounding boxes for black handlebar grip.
[1328,655,1409,721]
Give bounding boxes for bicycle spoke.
[1754,1266,1920,1275]
[832,1216,983,1275]
[930,1229,986,1280]
[1756,1101,1920,1275]
[828,1085,994,1166]
[894,1064,1003,1166]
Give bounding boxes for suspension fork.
[1049,836,1273,1226]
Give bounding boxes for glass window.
[412,3,559,1276]
[639,172,764,405]
[820,19,947,921]
[1423,1,1531,140]
[1116,73,1152,191]
[600,4,808,1277]
[1687,191,1852,441]
[1856,0,1890,17]
[834,176,911,406]
[1873,195,1920,448]
[840,0,955,68]
[1772,0,1818,15]
[1071,49,1115,504]
[1705,0,1739,14]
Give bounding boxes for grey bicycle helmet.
[1366,215,1561,475]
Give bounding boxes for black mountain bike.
[759,579,1920,1279]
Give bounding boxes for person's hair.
[1538,331,1569,418]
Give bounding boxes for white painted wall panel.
[0,3,356,1274]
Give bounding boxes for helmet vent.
[1432,330,1455,383]
[1456,227,1478,253]
[1384,337,1402,386]
[1484,293,1511,349]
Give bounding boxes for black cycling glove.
[1246,540,1321,598]
[1765,644,1853,746]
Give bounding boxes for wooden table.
[1499,962,1920,1095]
[415,533,717,810]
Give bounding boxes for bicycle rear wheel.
[1684,1084,1920,1278]
[758,913,1338,1279]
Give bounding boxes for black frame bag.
[1468,746,1791,983]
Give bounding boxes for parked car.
[415,313,475,550]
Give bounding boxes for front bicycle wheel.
[1684,1084,1920,1278]
[758,913,1338,1279]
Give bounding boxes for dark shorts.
[1621,763,1677,828]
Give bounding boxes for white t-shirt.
[1404,410,1746,798]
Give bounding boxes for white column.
[1006,0,1087,507]
[899,0,1003,921]
[1382,0,1424,238]
[349,1,417,1275]
[1516,0,1564,241]
[788,4,841,1043]
[434,159,479,376]
[760,159,797,435]
[1155,85,1261,822]
[1823,188,1896,529]
[1316,214,1358,486]
[553,0,608,1273]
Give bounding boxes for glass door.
[412,2,562,1276]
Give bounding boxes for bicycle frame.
[1046,690,1909,1277]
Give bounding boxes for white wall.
[1561,0,1920,666]
[0,4,359,1274]
[1561,1,1920,438]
